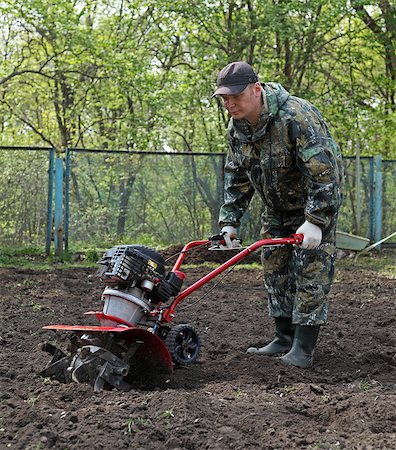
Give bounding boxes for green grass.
[338,248,396,278]
[0,245,394,279]
[0,246,99,269]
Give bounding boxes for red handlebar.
[161,234,303,323]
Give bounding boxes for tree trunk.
[116,173,136,237]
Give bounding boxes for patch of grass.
[125,417,135,435]
[338,248,396,278]
[179,262,261,271]
[124,416,151,435]
[278,385,297,395]
[162,409,174,419]
[1,245,394,279]
[234,262,261,270]
[358,377,380,391]
[0,245,101,270]
[255,299,265,308]
[26,395,39,406]
[0,246,45,267]
[235,387,245,398]
[184,248,395,276]
[29,302,45,312]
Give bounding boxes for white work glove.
[220,225,239,249]
[296,220,322,250]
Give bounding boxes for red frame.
[160,234,303,322]
[43,234,303,331]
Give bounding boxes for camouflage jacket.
[218,83,344,230]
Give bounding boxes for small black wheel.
[165,324,200,365]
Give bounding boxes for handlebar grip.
[291,233,304,244]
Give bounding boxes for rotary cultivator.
[39,234,303,392]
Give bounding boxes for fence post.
[368,157,375,242]
[54,156,64,256]
[64,148,70,252]
[374,155,383,245]
[355,143,361,235]
[45,148,55,255]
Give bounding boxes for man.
[213,61,343,368]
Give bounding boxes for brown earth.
[0,246,395,450]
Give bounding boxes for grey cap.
[212,61,258,97]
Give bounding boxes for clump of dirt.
[0,250,395,449]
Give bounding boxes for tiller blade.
[40,326,173,392]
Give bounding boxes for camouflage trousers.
[261,219,337,325]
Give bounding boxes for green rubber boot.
[280,325,320,368]
[246,317,295,355]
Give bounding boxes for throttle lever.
[208,233,243,250]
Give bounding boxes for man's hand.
[296,221,322,249]
[220,225,238,249]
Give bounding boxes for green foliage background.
[0,0,395,247]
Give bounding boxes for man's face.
[219,83,261,122]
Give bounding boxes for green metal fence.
[0,147,54,251]
[0,147,395,253]
[64,148,226,250]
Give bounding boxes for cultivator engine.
[40,234,303,392]
[39,244,199,392]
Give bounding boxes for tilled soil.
[0,248,395,450]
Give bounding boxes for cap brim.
[212,83,248,98]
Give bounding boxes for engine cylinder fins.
[165,324,201,365]
[126,245,166,276]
